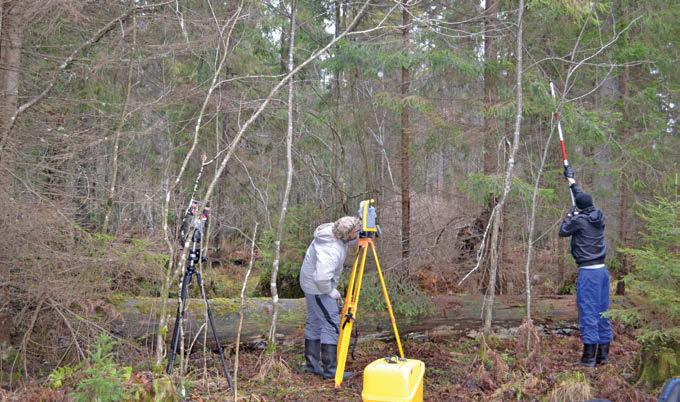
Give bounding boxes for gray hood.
[313,223,336,243]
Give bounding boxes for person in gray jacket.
[299,216,359,379]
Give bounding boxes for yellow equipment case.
[361,357,425,402]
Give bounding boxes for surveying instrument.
[334,199,405,388]
[166,199,233,389]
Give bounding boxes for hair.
[332,216,360,241]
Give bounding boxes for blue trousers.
[576,267,613,345]
[304,293,340,345]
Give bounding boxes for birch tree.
[268,0,297,349]
[482,0,524,334]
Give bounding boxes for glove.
[567,206,579,217]
[564,165,575,179]
[329,289,341,299]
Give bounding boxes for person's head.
[332,216,360,242]
[575,192,594,210]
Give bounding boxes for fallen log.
[110,294,586,348]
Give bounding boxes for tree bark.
[400,0,411,262]
[482,0,499,175]
[0,1,23,164]
[103,13,136,233]
[616,64,631,295]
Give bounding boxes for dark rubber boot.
[304,339,323,376]
[580,344,597,367]
[321,343,352,381]
[596,343,609,365]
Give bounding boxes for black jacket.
[558,184,607,266]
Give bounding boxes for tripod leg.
[196,271,234,390]
[166,269,193,374]
[341,245,362,318]
[335,239,369,388]
[371,241,404,358]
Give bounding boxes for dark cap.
[575,192,594,209]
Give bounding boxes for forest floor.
[2,309,660,402]
[196,322,657,401]
[0,257,663,401]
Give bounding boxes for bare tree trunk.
[400,0,411,263]
[268,0,297,349]
[482,0,499,176]
[0,1,23,165]
[473,0,501,295]
[103,11,136,233]
[482,0,524,335]
[616,64,631,296]
[234,223,258,400]
[524,116,559,322]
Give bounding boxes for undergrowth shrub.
[48,334,136,402]
[608,198,680,387]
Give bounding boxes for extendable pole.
[550,81,576,206]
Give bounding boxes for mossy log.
[110,295,583,347]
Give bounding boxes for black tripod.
[166,203,233,389]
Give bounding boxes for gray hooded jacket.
[299,223,348,295]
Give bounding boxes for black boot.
[304,339,323,376]
[596,343,609,365]
[321,343,352,381]
[580,344,597,367]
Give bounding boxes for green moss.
[638,343,680,387]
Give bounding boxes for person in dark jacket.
[559,166,612,367]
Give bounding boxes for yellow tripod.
[334,235,404,388]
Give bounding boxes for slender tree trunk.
[477,0,501,294]
[400,0,411,262]
[616,64,631,295]
[482,0,499,176]
[103,13,136,233]
[234,223,258,400]
[268,0,297,348]
[483,0,524,335]
[524,116,559,321]
[0,1,23,164]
